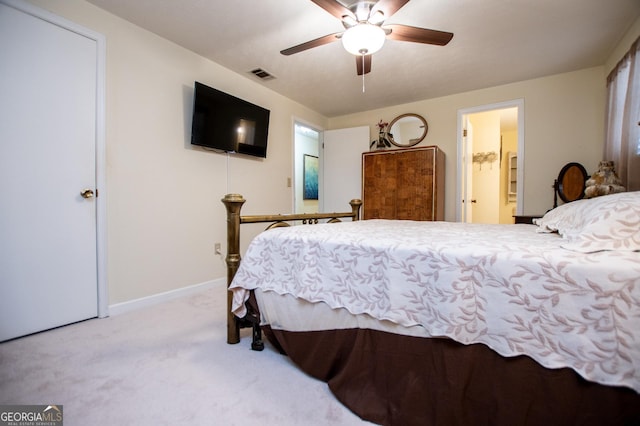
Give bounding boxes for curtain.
[605,36,640,191]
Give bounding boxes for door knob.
[80,189,94,199]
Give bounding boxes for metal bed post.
[222,194,362,349]
[221,193,245,345]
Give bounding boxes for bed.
[222,190,640,426]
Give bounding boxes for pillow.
[533,191,640,253]
[532,196,593,234]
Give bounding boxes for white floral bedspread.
[229,220,640,392]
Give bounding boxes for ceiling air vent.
[250,68,276,81]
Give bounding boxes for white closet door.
[0,2,99,341]
[321,126,369,213]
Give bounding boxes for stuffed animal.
[584,161,626,198]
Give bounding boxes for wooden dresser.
[362,146,445,221]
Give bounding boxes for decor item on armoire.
[370,119,391,150]
[585,161,626,198]
[387,113,428,147]
[362,145,444,220]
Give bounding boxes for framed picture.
[303,154,319,200]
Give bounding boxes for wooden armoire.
[362,146,445,221]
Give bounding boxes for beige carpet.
[0,283,371,425]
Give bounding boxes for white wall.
[28,0,327,305]
[328,67,607,219]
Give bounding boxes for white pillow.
[533,201,583,234]
[533,191,640,252]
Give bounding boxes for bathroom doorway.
[457,100,524,223]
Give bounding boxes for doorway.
[293,123,369,214]
[293,122,321,214]
[457,100,524,223]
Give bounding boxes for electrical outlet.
[214,243,222,255]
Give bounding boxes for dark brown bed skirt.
[263,326,640,426]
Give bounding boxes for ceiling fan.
[280,0,454,76]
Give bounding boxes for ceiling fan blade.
[356,54,372,76]
[280,32,341,56]
[310,0,356,21]
[385,24,453,46]
[371,0,410,19]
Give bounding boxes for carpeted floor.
[0,283,371,425]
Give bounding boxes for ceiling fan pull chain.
[362,54,365,93]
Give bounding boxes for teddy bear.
[584,161,626,198]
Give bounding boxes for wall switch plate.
[215,243,221,255]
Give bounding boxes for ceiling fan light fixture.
[342,23,386,56]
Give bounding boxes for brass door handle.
[80,189,94,199]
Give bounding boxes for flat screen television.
[190,81,270,158]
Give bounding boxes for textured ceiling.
[86,0,640,117]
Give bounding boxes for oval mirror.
[388,113,428,147]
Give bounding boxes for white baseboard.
[107,278,226,316]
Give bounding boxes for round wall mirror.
[387,113,428,147]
